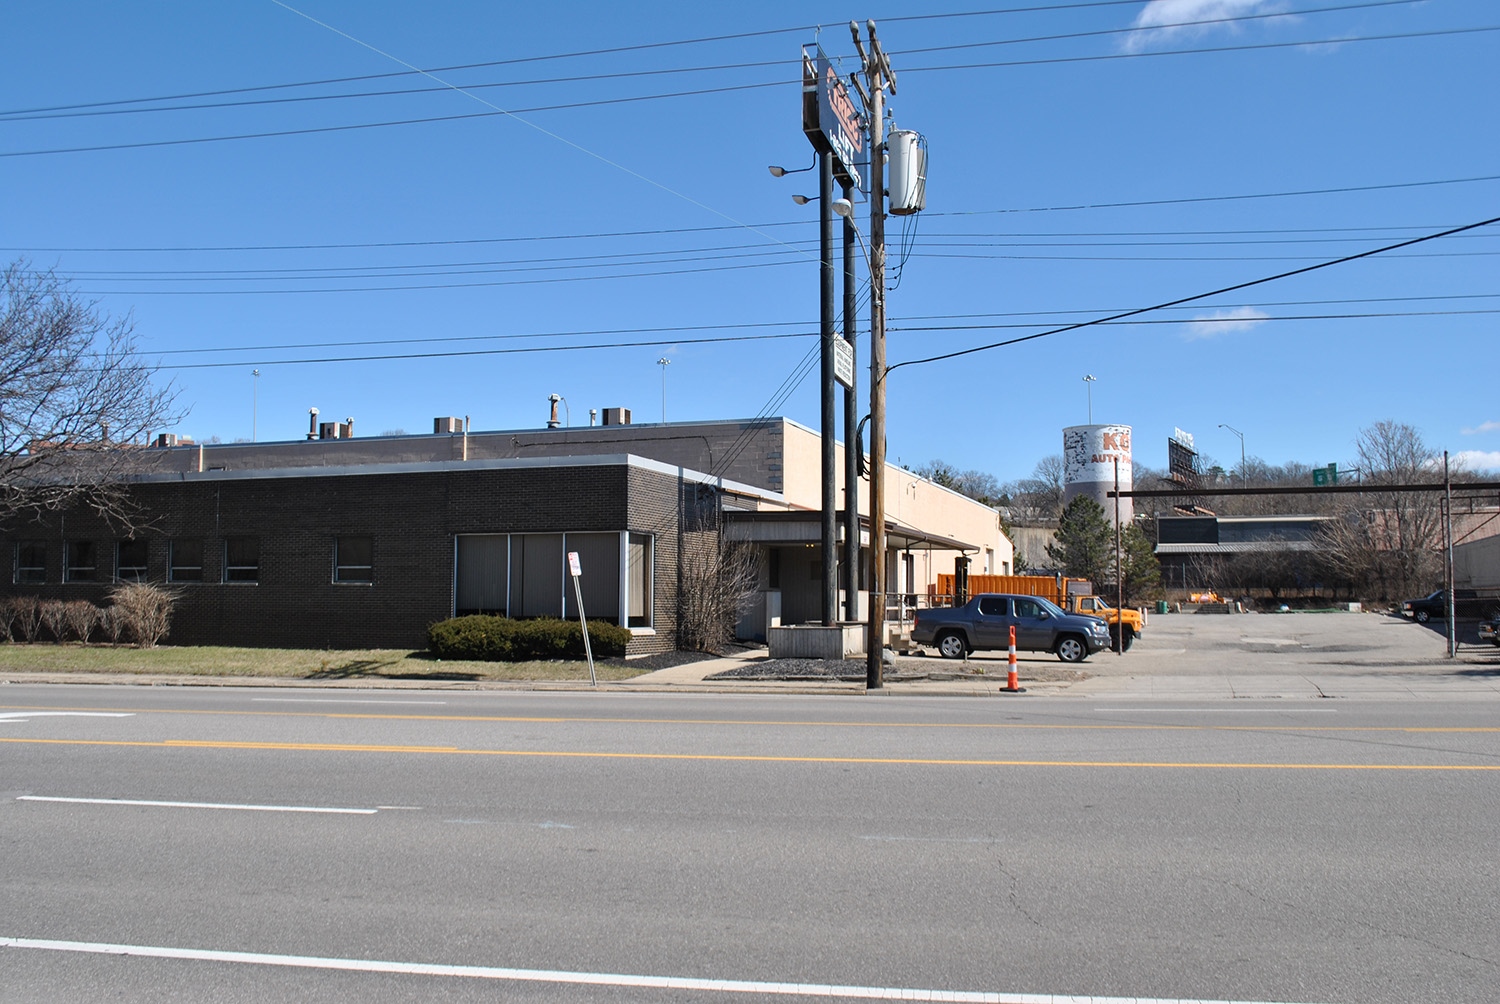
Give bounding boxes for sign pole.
[568,551,597,686]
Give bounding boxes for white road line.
[0,711,134,722]
[250,698,448,705]
[0,936,1324,1003]
[1093,708,1338,713]
[16,796,375,815]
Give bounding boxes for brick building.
[2,415,1010,653]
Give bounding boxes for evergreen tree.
[1046,496,1112,584]
[1119,522,1162,603]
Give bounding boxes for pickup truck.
[911,593,1112,663]
[1401,589,1483,623]
[1068,594,1144,651]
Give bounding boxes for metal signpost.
[567,551,597,687]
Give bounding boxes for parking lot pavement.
[1059,610,1500,700]
[626,611,1500,700]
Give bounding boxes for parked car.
[1401,589,1481,623]
[1479,616,1500,647]
[911,593,1112,663]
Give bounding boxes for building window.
[65,541,97,582]
[223,538,260,583]
[117,540,148,583]
[510,534,564,618]
[455,534,508,616]
[334,536,373,583]
[169,539,203,582]
[16,541,46,584]
[627,533,653,628]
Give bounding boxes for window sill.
[628,627,656,636]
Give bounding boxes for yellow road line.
[1,704,1496,733]
[3,735,1497,770]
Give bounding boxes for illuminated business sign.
[802,48,864,191]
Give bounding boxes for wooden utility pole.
[852,19,894,689]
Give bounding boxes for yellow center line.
[1,704,1496,733]
[3,736,1497,770]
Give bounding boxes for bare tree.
[1011,454,1065,522]
[1320,420,1443,601]
[1,261,179,525]
[677,541,759,654]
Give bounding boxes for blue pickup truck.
[911,593,1112,663]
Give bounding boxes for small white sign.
[567,551,582,577]
[833,336,855,389]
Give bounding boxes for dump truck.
[935,573,1144,651]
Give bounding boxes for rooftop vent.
[602,407,631,426]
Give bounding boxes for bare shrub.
[100,605,124,645]
[677,540,759,654]
[0,598,13,643]
[109,582,178,648]
[10,597,41,642]
[38,598,66,642]
[61,600,100,643]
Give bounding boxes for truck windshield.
[1037,597,1067,618]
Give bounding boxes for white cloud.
[1461,420,1500,435]
[1122,0,1291,53]
[1454,450,1500,473]
[1183,306,1270,340]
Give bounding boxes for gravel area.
[606,650,719,673]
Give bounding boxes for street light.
[657,357,671,423]
[791,193,816,205]
[1218,423,1245,476]
[767,155,816,178]
[1082,374,1097,424]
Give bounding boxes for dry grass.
[0,643,650,683]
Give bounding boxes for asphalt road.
[2,685,1496,1003]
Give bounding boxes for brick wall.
[0,461,708,655]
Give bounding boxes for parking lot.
[883,608,1498,698]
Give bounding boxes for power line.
[0,0,1415,125]
[4,23,1489,160]
[6,180,1491,255]
[894,0,1425,58]
[0,0,1336,119]
[157,330,816,371]
[885,216,1500,373]
[137,305,1490,369]
[903,24,1500,75]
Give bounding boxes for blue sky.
[4,0,1496,482]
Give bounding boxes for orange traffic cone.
[1001,624,1025,694]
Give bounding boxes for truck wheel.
[1415,610,1430,623]
[936,632,968,659]
[1119,626,1135,651]
[1056,635,1087,663]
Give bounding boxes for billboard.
[802,48,864,191]
[1167,437,1199,486]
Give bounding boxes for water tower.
[1062,424,1133,525]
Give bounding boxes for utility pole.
[842,178,860,624]
[853,19,893,689]
[1444,450,1455,657]
[819,151,838,626]
[1115,457,1124,655]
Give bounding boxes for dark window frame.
[16,541,47,585]
[223,537,260,584]
[169,539,204,583]
[65,540,97,583]
[334,536,373,584]
[116,539,149,583]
